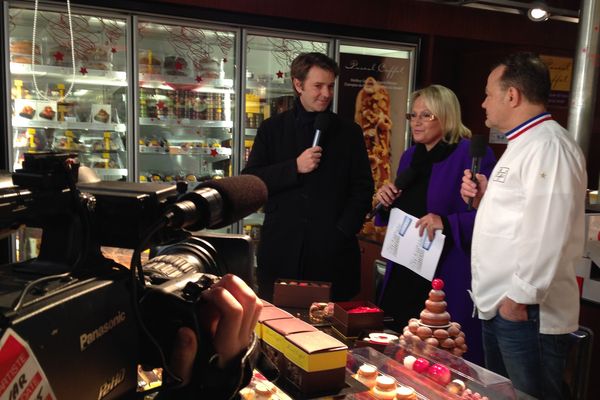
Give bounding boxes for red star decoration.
[111,47,117,53]
[210,148,219,156]
[80,66,88,75]
[53,51,64,62]
[175,60,184,70]
[156,100,165,109]
[276,70,284,78]
[223,58,227,63]
[195,75,203,82]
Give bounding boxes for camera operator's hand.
[168,274,262,386]
[200,274,263,368]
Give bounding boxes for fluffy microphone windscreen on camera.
[469,135,487,159]
[198,175,268,228]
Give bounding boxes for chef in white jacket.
[461,52,586,400]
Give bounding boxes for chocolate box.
[255,306,293,339]
[272,279,331,308]
[262,318,318,371]
[282,330,348,394]
[332,301,384,337]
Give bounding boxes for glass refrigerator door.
[136,20,236,184]
[7,6,129,262]
[8,6,129,181]
[241,32,331,241]
[336,41,417,238]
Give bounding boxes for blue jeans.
[482,305,571,399]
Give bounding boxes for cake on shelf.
[400,279,468,357]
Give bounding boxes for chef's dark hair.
[496,52,551,105]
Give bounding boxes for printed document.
[381,208,445,281]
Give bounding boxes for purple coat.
[382,139,496,364]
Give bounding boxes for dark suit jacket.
[242,106,374,300]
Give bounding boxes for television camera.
[0,152,267,399]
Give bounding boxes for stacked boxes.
[256,305,347,394]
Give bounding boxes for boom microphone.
[167,175,268,230]
[468,135,488,211]
[312,113,331,147]
[367,167,417,219]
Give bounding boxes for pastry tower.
[400,279,468,357]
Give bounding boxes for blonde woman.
[375,85,496,365]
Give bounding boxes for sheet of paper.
[381,208,446,281]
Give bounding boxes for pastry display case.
[7,6,129,182]
[346,342,516,400]
[135,19,236,184]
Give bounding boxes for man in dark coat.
[242,52,374,301]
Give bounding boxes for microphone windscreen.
[469,135,488,158]
[197,175,268,228]
[394,167,417,190]
[314,112,331,132]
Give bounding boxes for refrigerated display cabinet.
[135,19,237,184]
[7,5,130,182]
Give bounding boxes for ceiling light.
[527,1,550,22]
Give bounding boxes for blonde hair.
[410,85,471,144]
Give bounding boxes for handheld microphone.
[468,135,488,211]
[367,168,417,219]
[312,113,331,147]
[167,175,268,230]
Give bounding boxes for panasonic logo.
[97,368,126,400]
[80,311,126,351]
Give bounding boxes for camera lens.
[142,237,222,284]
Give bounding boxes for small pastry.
[412,358,430,374]
[427,363,452,386]
[19,105,35,119]
[403,355,416,370]
[396,385,417,400]
[446,379,466,395]
[254,382,274,399]
[355,363,378,389]
[39,106,56,120]
[372,375,397,400]
[94,108,110,123]
[239,387,256,400]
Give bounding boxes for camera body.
[0,152,255,399]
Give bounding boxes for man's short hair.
[496,52,551,105]
[290,52,339,84]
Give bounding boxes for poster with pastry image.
[36,101,57,121]
[337,50,412,236]
[91,104,112,124]
[14,99,37,120]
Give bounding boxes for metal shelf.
[10,63,127,87]
[138,117,233,128]
[12,118,127,132]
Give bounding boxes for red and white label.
[0,328,56,400]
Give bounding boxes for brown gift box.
[282,330,347,394]
[255,306,293,339]
[272,279,331,308]
[332,301,384,337]
[262,318,318,371]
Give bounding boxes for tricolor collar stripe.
[505,112,552,141]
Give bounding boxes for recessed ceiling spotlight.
[527,1,550,22]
